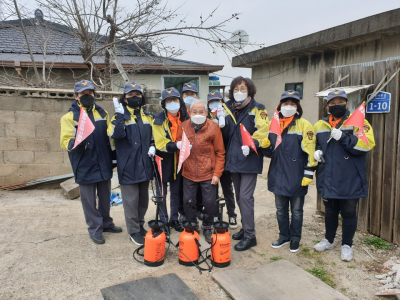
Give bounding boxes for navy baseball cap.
[280,90,301,102]
[326,89,348,103]
[182,83,198,93]
[123,82,142,94]
[207,91,223,102]
[162,87,180,101]
[74,80,95,93]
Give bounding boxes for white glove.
[217,106,225,119]
[176,141,192,150]
[241,145,250,157]
[113,97,124,115]
[314,150,323,162]
[148,146,155,157]
[331,128,343,141]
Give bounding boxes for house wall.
[251,34,400,124]
[0,87,118,187]
[111,74,210,101]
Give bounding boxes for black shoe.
[130,232,144,245]
[170,220,184,232]
[271,238,290,249]
[290,240,300,253]
[140,225,147,237]
[197,211,204,221]
[203,229,212,244]
[103,226,122,233]
[232,229,244,240]
[90,234,105,244]
[234,237,257,251]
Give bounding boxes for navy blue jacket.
[108,106,154,185]
[60,101,113,185]
[223,99,270,174]
[262,116,317,197]
[314,110,375,199]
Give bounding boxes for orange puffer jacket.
[176,119,225,182]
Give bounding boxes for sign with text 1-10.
[366,91,391,113]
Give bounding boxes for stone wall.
[0,86,162,187]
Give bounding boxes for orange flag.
[73,106,95,149]
[240,124,258,155]
[269,108,282,150]
[343,103,369,146]
[154,154,164,196]
[177,130,191,174]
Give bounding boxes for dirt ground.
[0,161,398,300]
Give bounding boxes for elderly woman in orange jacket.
[176,99,225,243]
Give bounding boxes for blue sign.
[366,91,391,113]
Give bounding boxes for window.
[163,76,200,97]
[284,82,303,98]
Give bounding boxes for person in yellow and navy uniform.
[107,82,154,246]
[223,76,270,251]
[152,87,190,233]
[60,80,122,245]
[313,90,375,262]
[207,90,238,229]
[261,90,316,253]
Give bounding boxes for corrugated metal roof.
[314,85,373,97]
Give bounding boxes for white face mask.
[183,96,196,105]
[191,114,206,125]
[234,91,248,102]
[165,101,180,113]
[209,101,222,112]
[280,105,297,117]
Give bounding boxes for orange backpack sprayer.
[178,221,200,265]
[133,156,168,267]
[211,198,231,267]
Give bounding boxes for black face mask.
[126,96,142,108]
[79,94,95,108]
[329,105,347,118]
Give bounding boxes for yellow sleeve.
[301,119,317,169]
[60,112,76,150]
[107,114,117,137]
[153,120,172,152]
[353,119,375,151]
[252,108,270,146]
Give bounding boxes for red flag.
[269,108,282,149]
[240,124,258,155]
[154,154,163,196]
[343,103,369,146]
[72,106,95,149]
[177,130,191,174]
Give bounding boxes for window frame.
[161,75,202,98]
[284,82,304,99]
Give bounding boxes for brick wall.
[0,86,162,187]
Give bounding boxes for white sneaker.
[314,238,335,252]
[341,245,353,262]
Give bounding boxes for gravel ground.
[0,162,397,300]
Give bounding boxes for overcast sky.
[141,0,400,85]
[17,0,400,85]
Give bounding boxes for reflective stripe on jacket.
[314,110,375,199]
[153,107,190,182]
[60,100,113,185]
[223,99,270,174]
[107,106,154,184]
[263,116,317,197]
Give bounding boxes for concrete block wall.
[0,86,121,187]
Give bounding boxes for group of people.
[60,76,375,262]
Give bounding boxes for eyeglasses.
[233,86,248,93]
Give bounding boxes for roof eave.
[232,8,400,67]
